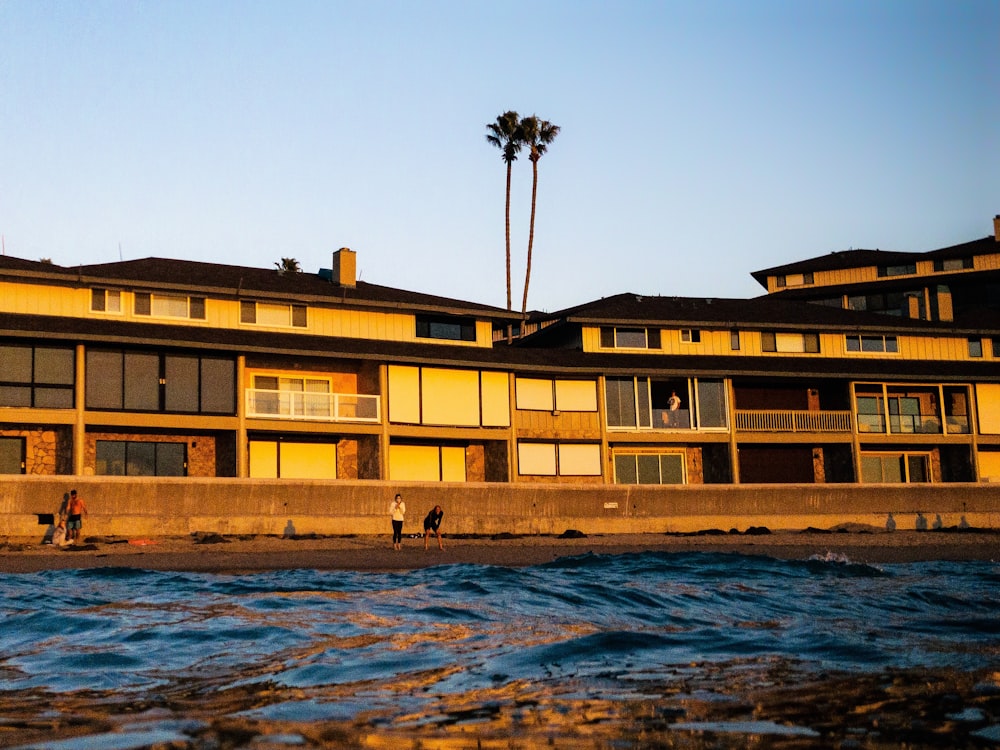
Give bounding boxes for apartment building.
[2,221,999,486]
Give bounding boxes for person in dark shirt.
[423,505,444,551]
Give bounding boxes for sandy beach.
[2,527,997,574]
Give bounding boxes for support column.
[73,345,86,475]
[236,355,247,478]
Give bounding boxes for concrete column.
[236,355,247,478]
[73,345,86,475]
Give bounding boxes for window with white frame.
[680,329,701,343]
[241,301,307,328]
[91,288,122,313]
[515,377,598,412]
[134,292,206,320]
[517,442,601,476]
[761,331,819,353]
[845,335,898,353]
[599,326,661,349]
[614,452,685,484]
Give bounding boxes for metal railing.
[735,409,852,433]
[246,389,380,423]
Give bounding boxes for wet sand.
[1,527,998,574]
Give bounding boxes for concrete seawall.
[2,477,999,539]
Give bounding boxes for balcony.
[735,409,852,433]
[246,389,380,423]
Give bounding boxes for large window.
[517,442,601,476]
[415,315,476,342]
[387,366,509,427]
[761,332,820,353]
[515,378,598,412]
[134,292,206,320]
[251,375,332,418]
[846,335,898,353]
[599,327,661,349]
[605,377,727,430]
[85,350,235,414]
[877,263,916,278]
[0,343,75,408]
[240,301,307,328]
[96,440,186,476]
[614,453,685,484]
[860,453,929,483]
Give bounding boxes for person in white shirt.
[389,493,406,550]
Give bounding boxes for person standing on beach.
[65,489,88,543]
[423,505,444,551]
[389,493,406,550]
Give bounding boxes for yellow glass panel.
[422,368,480,426]
[976,384,1000,435]
[388,365,420,424]
[518,442,556,475]
[441,446,467,482]
[558,443,602,475]
[555,380,598,411]
[389,444,441,481]
[516,378,554,411]
[280,442,336,479]
[249,441,278,478]
[481,371,511,426]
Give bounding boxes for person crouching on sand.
[423,505,444,551]
[390,493,406,551]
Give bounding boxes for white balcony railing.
[735,409,852,433]
[246,389,380,423]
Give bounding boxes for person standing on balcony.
[389,493,406,551]
[668,391,682,427]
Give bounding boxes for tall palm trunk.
[521,158,539,316]
[504,159,513,312]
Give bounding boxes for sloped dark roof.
[750,236,997,287]
[521,292,968,338]
[5,311,997,383]
[0,254,518,320]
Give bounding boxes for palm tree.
[485,111,523,312]
[275,258,301,274]
[519,115,560,315]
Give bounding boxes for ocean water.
[2,551,999,748]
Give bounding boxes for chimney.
[331,247,356,288]
[994,215,1000,241]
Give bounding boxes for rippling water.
[2,552,999,747]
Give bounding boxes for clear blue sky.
[2,1,997,312]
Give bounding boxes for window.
[96,440,186,476]
[517,442,601,476]
[415,315,476,342]
[878,263,916,277]
[860,453,929,483]
[91,288,121,313]
[968,338,983,358]
[761,332,820,353]
[614,453,685,484]
[515,378,597,412]
[605,377,726,430]
[251,375,333,418]
[776,273,813,287]
[992,337,1000,357]
[599,327,660,349]
[240,301,307,328]
[0,344,75,408]
[134,292,206,320]
[730,330,740,351]
[0,437,25,474]
[85,350,235,414]
[933,257,973,272]
[846,335,898,353]
[680,329,701,343]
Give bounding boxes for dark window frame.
[0,343,75,408]
[415,315,477,342]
